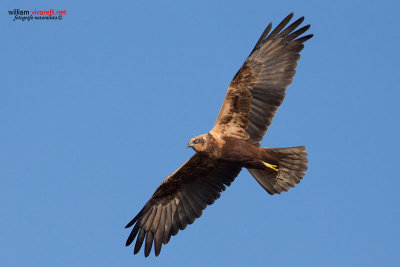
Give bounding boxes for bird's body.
[125,13,313,257]
[217,136,264,168]
[191,133,271,169]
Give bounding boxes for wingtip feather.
[126,223,140,246]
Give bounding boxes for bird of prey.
[125,13,312,257]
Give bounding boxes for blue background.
[2,0,399,266]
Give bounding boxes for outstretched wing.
[211,13,313,144]
[125,153,242,257]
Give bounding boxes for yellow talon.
[262,162,279,172]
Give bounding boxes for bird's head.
[187,134,208,152]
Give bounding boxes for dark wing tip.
[282,12,295,25]
[267,13,294,39]
[286,12,294,19]
[144,231,154,257]
[126,223,140,246]
[134,228,146,254]
[125,218,134,228]
[155,245,162,257]
[251,12,302,56]
[297,34,313,43]
[251,22,272,53]
[292,16,305,29]
[125,213,140,229]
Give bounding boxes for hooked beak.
[187,141,194,148]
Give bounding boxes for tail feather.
[248,146,308,195]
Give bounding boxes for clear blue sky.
[2,0,399,266]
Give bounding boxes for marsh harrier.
[125,13,312,257]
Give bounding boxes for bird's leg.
[262,162,279,172]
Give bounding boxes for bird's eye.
[194,138,199,144]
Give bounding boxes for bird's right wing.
[125,153,242,257]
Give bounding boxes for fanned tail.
[248,146,308,195]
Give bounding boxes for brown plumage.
[125,13,312,257]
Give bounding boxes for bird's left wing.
[125,153,242,257]
[211,13,312,144]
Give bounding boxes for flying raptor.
[125,13,312,257]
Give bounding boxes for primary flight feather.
[125,13,312,257]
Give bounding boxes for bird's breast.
[212,137,260,163]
